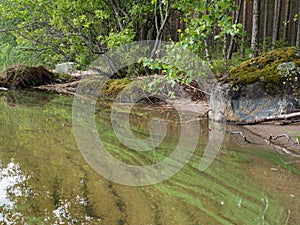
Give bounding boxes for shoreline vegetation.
[0,0,299,154]
[0,47,299,154]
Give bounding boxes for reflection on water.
[0,90,299,224]
[0,160,26,223]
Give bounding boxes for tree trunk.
[251,0,259,57]
[296,2,300,47]
[227,0,243,60]
[272,0,282,49]
[291,0,298,45]
[223,34,228,64]
[203,39,212,65]
[283,0,290,43]
[151,0,169,58]
[263,0,269,50]
[241,0,247,57]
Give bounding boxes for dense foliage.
[0,0,299,76]
[0,0,239,67]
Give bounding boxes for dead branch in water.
[229,131,253,143]
[229,129,300,156]
[235,112,300,125]
[269,133,300,151]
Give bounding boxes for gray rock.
[209,81,300,122]
[55,62,77,75]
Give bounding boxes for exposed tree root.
[0,65,54,88]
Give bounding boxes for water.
[0,90,299,224]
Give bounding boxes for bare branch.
[154,0,159,32]
[269,134,300,151]
[0,22,37,33]
[229,131,253,143]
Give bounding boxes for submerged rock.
[210,47,300,122]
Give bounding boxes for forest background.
[0,0,299,77]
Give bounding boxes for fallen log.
[35,80,80,95]
[235,112,300,125]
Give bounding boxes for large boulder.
[210,47,300,122]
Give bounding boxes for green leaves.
[173,0,241,52]
[0,0,241,73]
[105,29,135,49]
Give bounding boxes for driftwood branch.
[35,80,80,95]
[269,133,300,151]
[229,131,253,143]
[236,112,300,125]
[229,129,300,155]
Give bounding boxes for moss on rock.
[53,73,75,83]
[226,47,300,91]
[100,78,132,98]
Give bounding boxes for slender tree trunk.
[241,0,247,57]
[263,0,269,50]
[151,0,169,58]
[283,0,290,43]
[210,29,216,52]
[291,1,297,46]
[251,0,259,57]
[227,0,243,60]
[296,2,300,47]
[272,0,282,49]
[223,34,228,64]
[204,0,212,64]
[109,0,124,31]
[203,39,212,64]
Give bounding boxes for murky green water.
[0,91,300,225]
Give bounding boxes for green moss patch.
[100,78,132,98]
[226,47,300,88]
[53,73,76,83]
